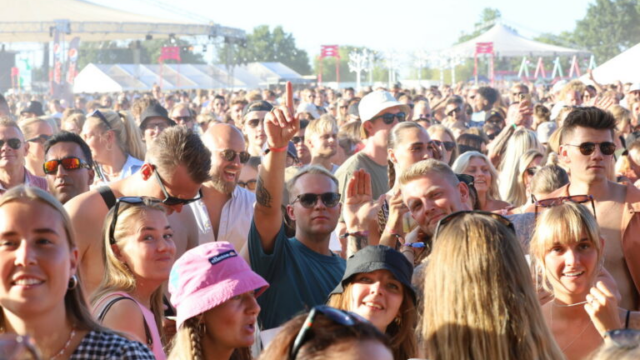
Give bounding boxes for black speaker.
[0,51,16,93]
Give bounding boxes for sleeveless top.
[92,291,166,360]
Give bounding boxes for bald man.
[189,123,256,252]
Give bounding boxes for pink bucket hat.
[169,242,269,329]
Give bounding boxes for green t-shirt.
[248,221,346,329]
[334,151,389,201]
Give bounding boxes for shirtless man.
[192,123,255,251]
[551,107,640,310]
[64,126,211,296]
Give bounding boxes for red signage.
[475,42,494,54]
[320,45,340,59]
[160,46,181,62]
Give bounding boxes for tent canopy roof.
[584,42,640,84]
[440,23,591,58]
[0,0,245,42]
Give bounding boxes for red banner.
[475,42,494,55]
[160,46,181,62]
[320,45,340,59]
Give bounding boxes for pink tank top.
[93,291,166,360]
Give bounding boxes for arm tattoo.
[256,176,272,208]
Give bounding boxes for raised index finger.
[285,81,293,114]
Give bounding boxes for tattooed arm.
[254,83,299,253]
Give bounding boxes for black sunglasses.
[88,109,111,129]
[238,179,257,190]
[533,194,596,220]
[292,136,305,144]
[372,112,406,125]
[564,142,616,156]
[27,134,51,144]
[431,139,456,151]
[289,306,367,359]
[487,132,498,141]
[446,107,462,117]
[151,166,203,206]
[433,211,515,242]
[525,167,539,177]
[43,157,91,175]
[217,149,250,164]
[174,116,193,122]
[108,197,163,244]
[291,192,341,208]
[604,329,640,349]
[0,138,22,150]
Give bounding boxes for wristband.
[340,231,369,239]
[403,242,426,248]
[512,123,517,130]
[269,145,288,153]
[384,226,398,235]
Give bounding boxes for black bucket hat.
[330,245,416,304]
[21,101,45,117]
[140,103,176,130]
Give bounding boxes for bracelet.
[511,123,517,130]
[269,145,288,153]
[384,226,398,235]
[340,231,369,239]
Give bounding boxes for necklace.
[552,299,588,307]
[550,304,592,352]
[49,327,76,360]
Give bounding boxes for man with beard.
[192,123,255,252]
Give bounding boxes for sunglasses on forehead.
[372,112,406,125]
[43,157,92,175]
[109,197,163,244]
[289,306,368,360]
[88,109,111,129]
[564,142,616,156]
[533,194,596,220]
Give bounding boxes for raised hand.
[264,81,299,149]
[343,169,383,231]
[585,281,622,336]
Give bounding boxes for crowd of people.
[0,75,640,359]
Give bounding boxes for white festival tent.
[583,43,640,84]
[73,62,310,93]
[0,0,245,43]
[439,23,590,58]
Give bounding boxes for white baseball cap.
[358,90,410,122]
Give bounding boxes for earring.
[394,315,402,326]
[68,275,78,290]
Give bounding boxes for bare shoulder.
[64,189,108,218]
[101,297,147,343]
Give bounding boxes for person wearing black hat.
[139,103,177,144]
[327,245,417,360]
[241,100,273,157]
[20,101,45,119]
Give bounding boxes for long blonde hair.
[91,201,167,342]
[90,109,146,160]
[327,282,417,360]
[422,212,563,360]
[0,186,103,332]
[501,148,543,207]
[529,202,603,293]
[452,151,501,200]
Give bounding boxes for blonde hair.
[452,151,500,200]
[19,117,56,139]
[305,114,338,140]
[61,113,86,134]
[529,202,602,293]
[399,158,458,187]
[0,186,103,332]
[422,212,563,360]
[88,110,146,160]
[91,201,168,343]
[498,129,544,205]
[327,282,417,360]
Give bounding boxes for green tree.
[456,8,502,44]
[217,25,312,75]
[571,0,640,62]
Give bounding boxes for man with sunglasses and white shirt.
[335,90,410,201]
[549,107,640,311]
[43,131,95,204]
[191,123,255,251]
[64,126,211,296]
[0,118,47,195]
[248,94,345,330]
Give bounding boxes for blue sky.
[89,0,593,59]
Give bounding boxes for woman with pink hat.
[167,241,268,360]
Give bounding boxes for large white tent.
[73,62,310,93]
[0,0,245,43]
[585,43,640,84]
[440,23,590,58]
